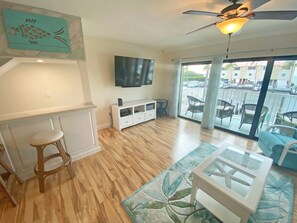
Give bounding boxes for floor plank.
[0,117,296,222]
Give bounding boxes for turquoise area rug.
[122,143,295,223]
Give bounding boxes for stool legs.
[0,155,23,206]
[56,141,75,178]
[36,146,46,193]
[34,140,75,193]
[0,159,23,184]
[0,177,17,206]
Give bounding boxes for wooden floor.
[0,117,296,222]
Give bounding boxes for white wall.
[0,62,84,114]
[84,36,173,129]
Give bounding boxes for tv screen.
[114,55,155,87]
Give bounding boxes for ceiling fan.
[183,0,297,35]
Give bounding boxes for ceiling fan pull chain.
[226,33,232,59]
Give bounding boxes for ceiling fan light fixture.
[216,17,248,34]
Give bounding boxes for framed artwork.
[2,9,72,53]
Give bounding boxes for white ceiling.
[3,0,297,51]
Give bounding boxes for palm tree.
[224,63,237,70]
[203,65,211,86]
[224,63,237,83]
[203,65,210,72]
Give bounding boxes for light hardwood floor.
[0,117,296,222]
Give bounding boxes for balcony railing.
[180,87,297,133]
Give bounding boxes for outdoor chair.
[216,99,235,125]
[185,95,204,118]
[275,111,297,127]
[258,125,297,171]
[239,104,269,131]
[156,99,168,117]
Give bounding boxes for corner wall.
[0,62,84,114]
[84,37,173,129]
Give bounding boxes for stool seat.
[29,130,64,146]
[29,130,75,193]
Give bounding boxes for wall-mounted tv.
[114,55,155,87]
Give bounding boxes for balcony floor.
[180,111,269,136]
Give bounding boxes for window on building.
[248,66,256,70]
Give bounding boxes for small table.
[190,144,272,223]
[156,99,168,117]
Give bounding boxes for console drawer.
[119,116,133,129]
[133,113,145,124]
[145,110,156,121]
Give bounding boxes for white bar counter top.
[0,103,96,124]
[0,103,100,180]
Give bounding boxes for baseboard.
[17,170,35,181]
[71,145,101,161]
[17,145,101,181]
[97,122,111,130]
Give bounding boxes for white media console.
[111,100,156,131]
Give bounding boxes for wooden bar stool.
[0,144,23,206]
[29,130,75,193]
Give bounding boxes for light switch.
[45,91,53,98]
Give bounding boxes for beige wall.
[84,36,173,129]
[0,62,84,114]
[0,37,175,129]
[2,32,295,129]
[164,33,297,62]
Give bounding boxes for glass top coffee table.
[190,143,272,223]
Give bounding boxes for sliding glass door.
[216,60,268,136]
[179,62,210,122]
[263,59,297,129]
[178,56,297,139]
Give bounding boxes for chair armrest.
[278,140,297,166]
[266,125,297,134]
[230,104,235,111]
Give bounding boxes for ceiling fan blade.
[239,0,271,12]
[248,11,297,20]
[183,10,220,17]
[186,22,217,35]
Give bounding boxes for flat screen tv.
[114,55,155,87]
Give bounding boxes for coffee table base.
[191,187,250,223]
[189,143,273,223]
